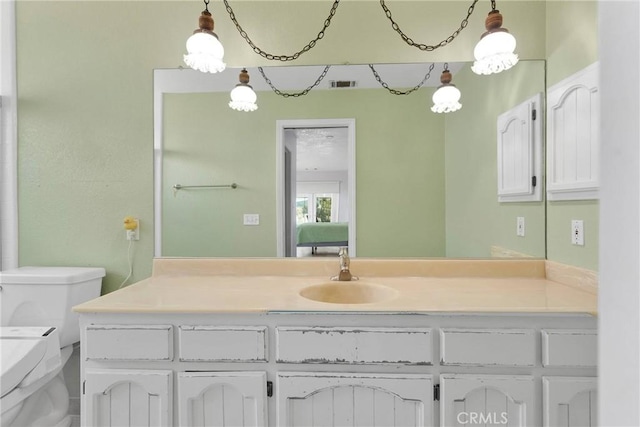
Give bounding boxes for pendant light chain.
[380,0,480,51]
[369,63,435,95]
[258,66,332,97]
[223,0,341,61]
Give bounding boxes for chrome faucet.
[331,247,358,281]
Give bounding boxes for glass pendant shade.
[184,9,226,74]
[431,85,462,113]
[471,10,519,75]
[431,67,461,113]
[229,69,258,112]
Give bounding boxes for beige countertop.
[74,258,597,315]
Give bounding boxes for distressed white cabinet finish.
[276,326,433,364]
[178,371,267,427]
[84,368,172,426]
[80,312,597,426]
[85,324,173,361]
[440,328,536,367]
[440,374,535,426]
[541,329,597,368]
[179,326,267,362]
[277,372,433,426]
[543,376,597,427]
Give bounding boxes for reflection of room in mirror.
[288,127,349,257]
[155,61,553,260]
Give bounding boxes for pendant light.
[229,69,258,112]
[471,1,519,75]
[431,64,462,114]
[184,0,226,74]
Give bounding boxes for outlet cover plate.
[571,219,584,246]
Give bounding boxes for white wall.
[0,0,18,270]
[599,1,640,425]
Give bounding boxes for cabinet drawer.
[85,325,173,361]
[541,329,597,367]
[440,328,536,366]
[179,326,267,362]
[276,327,432,365]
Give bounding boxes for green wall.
[163,89,446,258]
[545,1,599,270]
[15,1,601,294]
[444,61,547,258]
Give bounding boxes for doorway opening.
[276,119,356,257]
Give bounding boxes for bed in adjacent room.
[296,222,348,254]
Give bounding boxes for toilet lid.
[0,338,47,397]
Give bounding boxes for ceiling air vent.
[329,80,357,88]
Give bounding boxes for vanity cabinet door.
[84,368,172,427]
[440,374,535,426]
[177,371,268,427]
[277,372,434,427]
[543,376,597,427]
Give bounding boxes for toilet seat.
[1,327,64,426]
[1,337,47,397]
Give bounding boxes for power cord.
[118,239,134,289]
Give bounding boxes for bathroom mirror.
[154,60,546,258]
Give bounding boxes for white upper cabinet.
[547,62,600,201]
[497,93,543,202]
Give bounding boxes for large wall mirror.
[154,60,546,259]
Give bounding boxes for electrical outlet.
[243,214,260,226]
[517,216,525,237]
[572,220,584,246]
[125,218,140,241]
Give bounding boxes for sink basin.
[299,281,398,304]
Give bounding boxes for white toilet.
[0,266,105,427]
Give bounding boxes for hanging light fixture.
[431,64,462,114]
[229,68,258,112]
[184,0,226,73]
[471,1,519,75]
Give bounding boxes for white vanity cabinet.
[80,312,597,427]
[277,372,434,426]
[543,376,597,427]
[178,371,268,427]
[440,374,535,426]
[84,368,173,426]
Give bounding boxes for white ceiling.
[158,62,465,93]
[289,127,349,172]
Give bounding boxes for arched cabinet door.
[277,372,434,427]
[177,371,267,427]
[543,376,597,427]
[84,369,172,427]
[440,374,535,426]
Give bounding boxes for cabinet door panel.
[543,376,597,427]
[85,369,172,427]
[178,371,267,427]
[277,372,433,427]
[440,374,534,426]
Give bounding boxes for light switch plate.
[517,216,525,237]
[243,214,260,226]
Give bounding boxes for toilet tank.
[0,267,105,347]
